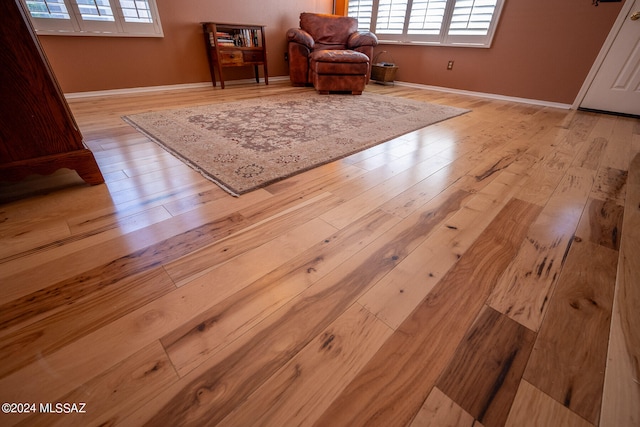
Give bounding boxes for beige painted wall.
[369,0,624,104]
[38,0,332,93]
[38,0,623,105]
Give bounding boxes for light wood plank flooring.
[1,81,638,426]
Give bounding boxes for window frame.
[348,0,504,48]
[22,0,164,37]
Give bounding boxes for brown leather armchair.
[287,13,378,94]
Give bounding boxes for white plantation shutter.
[25,0,75,31]
[348,0,503,47]
[116,0,158,33]
[26,0,70,18]
[448,0,496,35]
[445,0,500,45]
[376,0,409,34]
[348,0,374,31]
[407,0,447,35]
[119,0,153,23]
[71,0,119,33]
[22,0,163,36]
[75,0,114,22]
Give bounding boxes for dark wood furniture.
[0,0,104,187]
[202,22,268,89]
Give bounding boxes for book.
[208,26,261,48]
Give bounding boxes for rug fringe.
[121,115,240,197]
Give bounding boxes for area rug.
[123,91,469,196]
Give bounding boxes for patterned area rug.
[123,91,469,196]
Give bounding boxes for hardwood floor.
[0,81,638,426]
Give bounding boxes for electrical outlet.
[447,60,454,70]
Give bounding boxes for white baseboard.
[65,82,211,99]
[393,81,572,110]
[64,76,571,110]
[64,76,290,99]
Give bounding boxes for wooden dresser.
[0,0,104,186]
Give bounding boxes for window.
[23,0,163,37]
[348,0,503,47]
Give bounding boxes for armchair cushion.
[299,13,358,50]
[310,50,370,75]
[286,28,314,49]
[348,31,378,49]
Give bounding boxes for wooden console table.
[202,22,268,89]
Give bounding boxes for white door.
[580,0,640,116]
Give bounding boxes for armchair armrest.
[286,28,315,49]
[347,31,378,49]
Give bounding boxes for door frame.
[573,0,636,109]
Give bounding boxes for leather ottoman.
[309,50,370,95]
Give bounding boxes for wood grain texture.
[436,306,536,427]
[0,209,245,310]
[160,210,397,375]
[358,189,474,329]
[315,198,541,427]
[0,267,175,378]
[600,153,640,427]
[575,198,624,251]
[319,154,453,229]
[163,192,340,285]
[0,212,243,330]
[524,239,617,424]
[140,188,469,426]
[0,82,637,426]
[409,387,480,427]
[217,304,393,426]
[0,212,336,404]
[0,218,70,260]
[362,112,567,329]
[14,342,177,427]
[591,167,627,206]
[505,380,593,427]
[601,116,634,171]
[488,166,595,332]
[361,166,530,330]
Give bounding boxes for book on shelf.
[229,29,260,48]
[209,33,233,47]
[208,26,261,48]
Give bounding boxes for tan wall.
[39,0,332,93]
[39,0,623,105]
[372,0,624,104]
